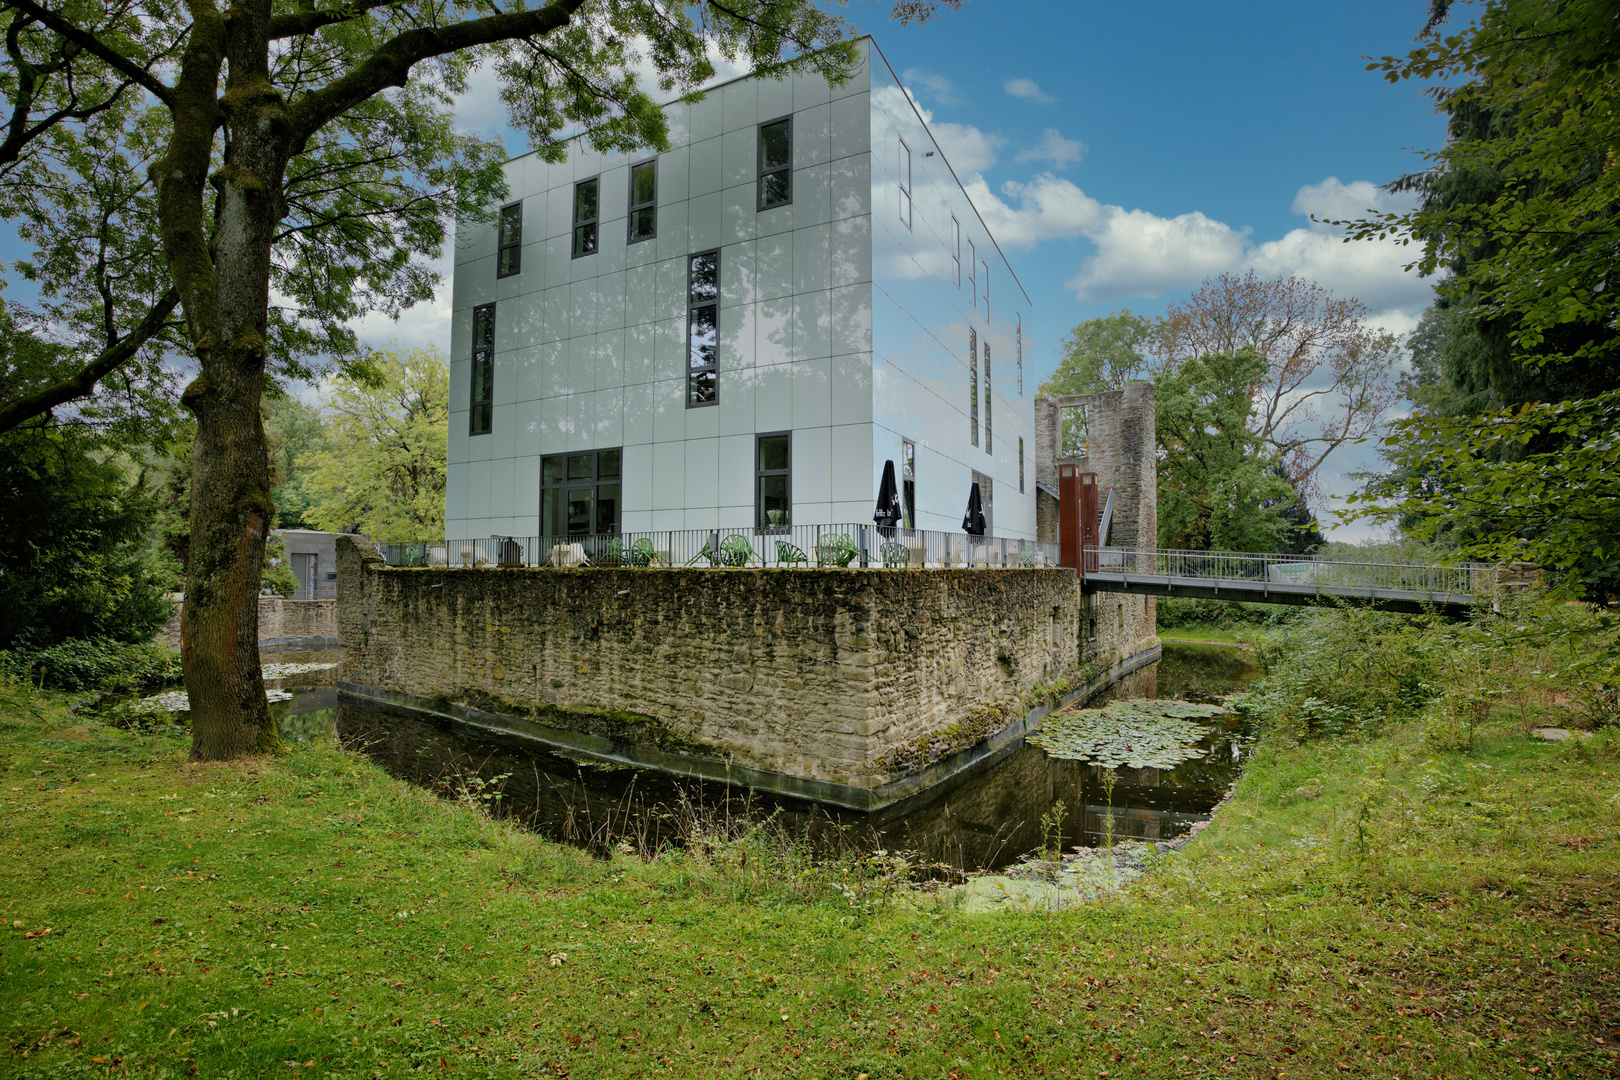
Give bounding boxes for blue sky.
[370,0,1448,540]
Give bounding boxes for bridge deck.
[1080,548,1479,617]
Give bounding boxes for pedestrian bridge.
[1081,547,1480,617]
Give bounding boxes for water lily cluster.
[1030,699,1230,769]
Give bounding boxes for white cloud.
[1004,77,1054,104]
[932,121,1007,176]
[902,67,963,106]
[1290,176,1416,228]
[964,172,1104,249]
[1067,208,1251,300]
[1014,128,1086,169]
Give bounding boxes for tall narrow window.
[897,136,912,230]
[497,202,522,278]
[1018,437,1025,494]
[1017,314,1023,396]
[757,432,791,531]
[541,449,620,538]
[687,249,720,407]
[968,327,979,448]
[758,117,792,210]
[981,259,989,314]
[470,303,494,436]
[572,177,598,257]
[967,240,977,309]
[627,159,657,243]
[951,217,961,287]
[984,337,992,453]
[901,439,916,530]
[972,470,994,537]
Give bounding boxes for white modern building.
[446,36,1035,544]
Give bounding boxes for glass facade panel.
[470,303,494,436]
[541,449,623,538]
[687,249,720,407]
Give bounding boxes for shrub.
[0,638,183,692]
[1156,595,1301,630]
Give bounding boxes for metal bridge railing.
[1090,546,1480,598]
[376,524,1060,571]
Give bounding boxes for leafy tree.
[1345,0,1620,606]
[264,394,327,529]
[1039,309,1159,455]
[1154,271,1402,500]
[1154,351,1300,553]
[298,346,447,543]
[0,428,173,649]
[0,0,953,760]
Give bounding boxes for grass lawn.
[1154,627,1252,647]
[3,684,1619,1079]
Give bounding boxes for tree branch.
[288,0,590,148]
[4,0,175,106]
[267,0,406,40]
[0,287,180,434]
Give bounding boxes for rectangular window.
[757,432,791,531]
[901,438,916,530]
[758,117,792,210]
[1019,437,1025,494]
[541,448,621,537]
[627,159,656,244]
[981,259,989,314]
[898,136,912,230]
[687,249,720,407]
[1017,314,1023,396]
[967,240,977,309]
[952,217,960,288]
[984,337,992,453]
[572,177,598,258]
[968,327,978,448]
[497,202,522,278]
[470,303,494,436]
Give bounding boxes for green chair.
[719,534,756,567]
[630,538,657,567]
[775,541,809,567]
[880,540,910,568]
[816,533,859,568]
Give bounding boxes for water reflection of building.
[445,37,1037,542]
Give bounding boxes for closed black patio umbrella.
[873,459,901,527]
[962,481,987,536]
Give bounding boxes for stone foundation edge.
[336,642,1162,814]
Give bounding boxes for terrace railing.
[376,524,1059,571]
[1089,546,1480,601]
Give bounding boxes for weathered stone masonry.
[338,537,1087,793]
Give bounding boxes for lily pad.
[1029,698,1231,769]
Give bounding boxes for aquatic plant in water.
[1030,698,1230,769]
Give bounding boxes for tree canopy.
[1345,0,1620,607]
[298,346,447,543]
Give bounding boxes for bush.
[0,638,183,692]
[1157,595,1301,630]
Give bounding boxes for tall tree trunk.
[173,0,290,760]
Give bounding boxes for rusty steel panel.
[1058,466,1098,571]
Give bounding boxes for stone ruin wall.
[1033,381,1160,675]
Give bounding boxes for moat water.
[274,642,1261,872]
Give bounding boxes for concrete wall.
[338,536,1085,792]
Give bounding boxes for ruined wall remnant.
[338,537,1089,793]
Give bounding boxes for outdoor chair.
[880,540,911,568]
[629,538,657,567]
[816,533,859,568]
[719,534,756,567]
[775,541,809,567]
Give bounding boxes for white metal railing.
[1089,546,1479,597]
[376,524,1059,571]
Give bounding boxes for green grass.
[4,684,1620,1079]
[1154,626,1252,646]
